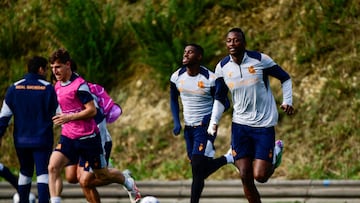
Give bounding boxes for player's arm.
[0,89,14,139]
[170,81,181,136]
[53,85,97,125]
[208,77,229,136]
[264,65,294,115]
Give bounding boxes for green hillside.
[0,0,359,181]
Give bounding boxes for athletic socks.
[50,196,61,203]
[123,177,133,191]
[224,148,234,163]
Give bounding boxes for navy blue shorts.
[78,141,112,171]
[55,133,106,170]
[231,122,275,162]
[184,125,215,160]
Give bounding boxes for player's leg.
[0,162,18,190]
[77,154,103,203]
[189,126,209,203]
[64,164,78,184]
[190,154,206,203]
[252,126,276,183]
[235,158,261,203]
[78,169,100,203]
[104,141,112,166]
[48,151,68,202]
[202,135,232,179]
[34,148,52,203]
[189,125,231,203]
[48,135,73,203]
[79,133,141,203]
[16,148,34,203]
[98,119,112,167]
[232,123,261,203]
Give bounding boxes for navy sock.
[0,165,18,190]
[18,183,31,203]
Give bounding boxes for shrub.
[127,0,220,88]
[46,0,133,88]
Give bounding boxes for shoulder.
[170,66,186,81]
[246,50,262,61]
[246,50,274,64]
[218,55,231,68]
[199,66,216,80]
[37,79,52,86]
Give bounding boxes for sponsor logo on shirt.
[15,85,46,90]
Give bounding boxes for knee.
[65,169,79,184]
[253,174,269,183]
[252,160,273,183]
[48,163,58,174]
[66,174,78,184]
[253,170,270,183]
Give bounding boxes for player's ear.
[38,66,46,76]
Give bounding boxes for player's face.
[226,31,245,56]
[182,45,201,66]
[51,60,71,82]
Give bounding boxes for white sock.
[124,178,133,191]
[50,197,61,203]
[224,153,234,163]
[204,140,215,158]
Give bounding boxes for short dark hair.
[28,56,47,74]
[49,48,71,64]
[228,27,246,44]
[186,43,204,57]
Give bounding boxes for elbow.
[90,109,97,118]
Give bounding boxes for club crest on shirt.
[248,66,256,74]
[197,81,205,88]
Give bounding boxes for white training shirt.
[215,51,291,127]
[170,66,216,126]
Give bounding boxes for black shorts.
[55,133,106,170]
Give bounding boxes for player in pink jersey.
[48,48,141,203]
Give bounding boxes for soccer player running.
[170,43,234,203]
[207,27,294,203]
[48,48,141,203]
[64,59,123,203]
[0,56,58,203]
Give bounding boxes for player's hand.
[280,104,294,115]
[172,123,181,136]
[52,114,71,125]
[207,123,217,136]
